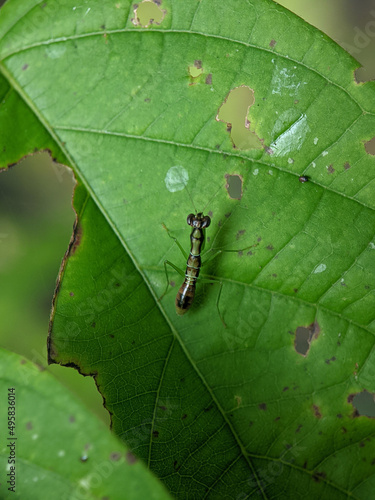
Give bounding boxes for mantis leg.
[159,260,185,301]
[162,223,189,260]
[196,277,226,328]
[199,243,258,327]
[201,241,258,266]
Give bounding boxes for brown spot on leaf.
[259,403,267,411]
[205,73,212,85]
[110,452,121,461]
[26,421,33,430]
[325,356,336,364]
[313,405,322,419]
[173,460,181,471]
[152,430,159,438]
[70,223,82,255]
[22,64,29,71]
[312,471,326,482]
[343,161,351,170]
[269,39,276,48]
[126,451,138,464]
[327,164,335,174]
[236,229,246,240]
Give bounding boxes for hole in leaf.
[188,60,203,79]
[364,137,375,155]
[216,86,262,150]
[354,67,375,83]
[348,390,375,418]
[225,174,243,200]
[294,322,320,357]
[132,0,165,28]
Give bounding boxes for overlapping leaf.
[0,348,172,500]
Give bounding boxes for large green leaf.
[1,0,375,498]
[0,348,172,499]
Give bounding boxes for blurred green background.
[1,0,374,423]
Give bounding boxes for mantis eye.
[187,214,195,226]
[201,216,211,228]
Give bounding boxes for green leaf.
[2,0,375,498]
[0,348,172,500]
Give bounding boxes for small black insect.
[299,175,309,183]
